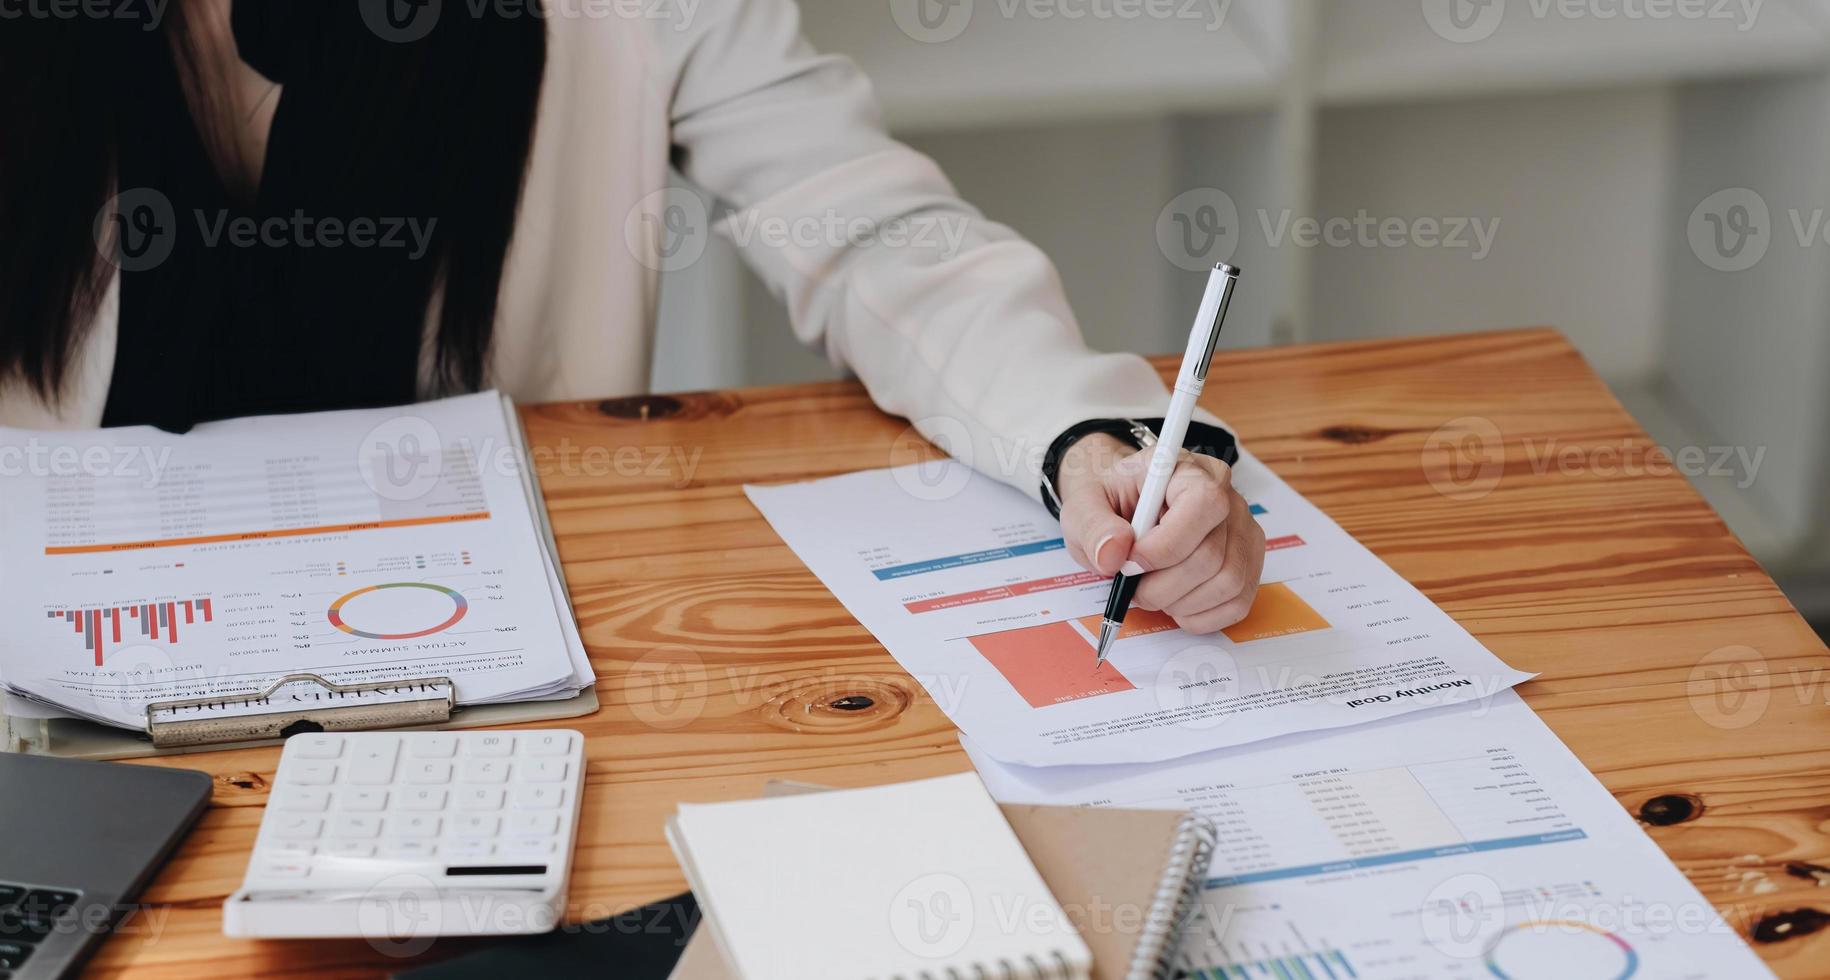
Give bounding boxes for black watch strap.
[1039,417,1240,518]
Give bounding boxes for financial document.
[746,453,1531,767]
[0,393,592,730]
[964,691,1772,978]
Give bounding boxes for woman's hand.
[1054,434,1266,634]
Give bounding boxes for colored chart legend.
[49,598,213,666]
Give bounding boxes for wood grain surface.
[86,328,1830,978]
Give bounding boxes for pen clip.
[1192,264,1240,383]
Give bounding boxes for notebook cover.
[670,781,1207,980]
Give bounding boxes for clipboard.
[0,674,599,760]
[0,394,600,761]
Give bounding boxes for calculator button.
[389,815,441,838]
[398,788,448,812]
[270,816,324,840]
[348,739,400,785]
[509,813,558,836]
[458,788,505,811]
[405,761,453,785]
[522,733,571,757]
[288,735,344,759]
[255,862,310,879]
[443,840,494,861]
[330,815,383,839]
[462,759,510,784]
[287,762,337,786]
[0,940,35,969]
[467,734,514,757]
[322,841,377,859]
[264,841,316,858]
[379,840,438,860]
[512,786,563,810]
[272,787,330,812]
[520,759,566,783]
[452,815,500,838]
[408,735,458,758]
[340,789,388,812]
[501,836,554,858]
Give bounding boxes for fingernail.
[1092,534,1117,569]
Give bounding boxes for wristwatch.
[1039,417,1239,518]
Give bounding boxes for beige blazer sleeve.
[656,0,1220,502]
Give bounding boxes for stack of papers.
[747,454,1774,978]
[0,393,592,731]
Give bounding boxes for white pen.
[1093,263,1240,667]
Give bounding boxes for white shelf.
[795,0,1278,132]
[1318,0,1830,105]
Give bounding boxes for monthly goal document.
[963,690,1773,978]
[746,453,1530,767]
[0,393,593,730]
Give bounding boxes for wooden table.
[91,328,1830,977]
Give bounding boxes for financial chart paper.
[746,453,1532,767]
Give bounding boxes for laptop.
[0,754,212,979]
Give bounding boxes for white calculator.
[223,729,586,939]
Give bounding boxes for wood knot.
[219,771,267,793]
[760,677,912,734]
[596,392,742,423]
[1638,793,1702,826]
[1785,862,1830,887]
[1751,908,1830,944]
[1317,425,1396,445]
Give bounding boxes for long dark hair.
[0,0,546,409]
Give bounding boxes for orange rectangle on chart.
[1075,607,1179,641]
[968,622,1137,708]
[1223,582,1330,643]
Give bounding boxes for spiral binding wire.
[890,814,1217,980]
[1128,812,1219,980]
[896,947,1085,979]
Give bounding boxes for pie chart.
[1483,920,1637,979]
[328,583,469,640]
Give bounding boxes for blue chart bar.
[870,538,1065,580]
[1206,830,1589,887]
[1193,949,1354,980]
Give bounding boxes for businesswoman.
[0,0,1265,634]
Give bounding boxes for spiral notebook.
[668,777,1216,980]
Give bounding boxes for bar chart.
[49,598,213,666]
